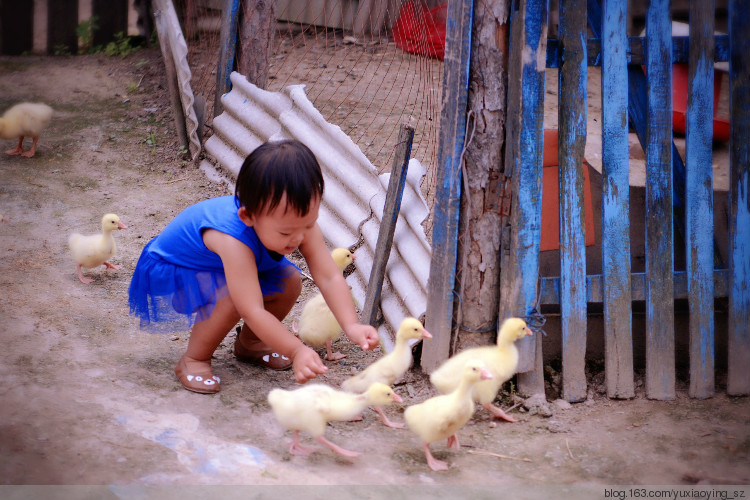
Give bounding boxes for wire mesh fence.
[174,0,444,208]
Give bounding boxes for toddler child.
[129,139,379,393]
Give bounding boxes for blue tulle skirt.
[128,239,297,333]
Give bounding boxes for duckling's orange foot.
[374,406,405,429]
[324,351,346,361]
[316,436,361,457]
[484,403,517,422]
[5,146,24,156]
[423,444,449,471]
[104,261,121,271]
[289,432,315,456]
[446,434,461,450]
[324,340,346,361]
[77,264,94,284]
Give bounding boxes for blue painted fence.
[437,0,749,401]
[507,0,750,401]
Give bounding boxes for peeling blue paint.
[685,6,716,399]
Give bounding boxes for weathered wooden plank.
[154,6,188,152]
[600,0,634,399]
[422,0,474,373]
[686,0,716,399]
[545,35,730,68]
[557,0,588,403]
[727,0,750,396]
[644,0,675,401]
[498,0,548,396]
[588,1,709,271]
[538,270,731,305]
[214,0,241,116]
[362,125,414,328]
[237,0,276,89]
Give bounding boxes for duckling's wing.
[68,233,106,266]
[405,395,459,443]
[430,349,475,393]
[298,294,342,347]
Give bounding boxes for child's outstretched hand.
[345,323,380,351]
[291,345,328,383]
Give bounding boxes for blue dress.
[128,195,298,332]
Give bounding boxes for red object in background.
[540,129,596,252]
[392,2,447,60]
[671,63,730,142]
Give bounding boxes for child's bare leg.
[235,269,301,370]
[185,293,241,364]
[176,293,240,393]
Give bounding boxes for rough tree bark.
[453,0,511,352]
[237,0,276,89]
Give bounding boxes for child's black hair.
[235,139,325,216]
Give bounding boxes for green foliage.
[76,16,99,54]
[105,32,138,58]
[53,44,72,56]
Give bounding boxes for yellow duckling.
[267,381,402,457]
[296,248,355,361]
[405,360,493,471]
[341,317,432,428]
[68,213,127,284]
[0,102,53,158]
[429,317,532,422]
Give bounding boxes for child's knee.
[285,270,302,299]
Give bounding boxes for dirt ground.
[1,50,749,496]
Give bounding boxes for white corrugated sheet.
[199,71,431,350]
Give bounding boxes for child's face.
[240,194,321,255]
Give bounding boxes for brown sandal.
[175,357,221,394]
[234,326,293,371]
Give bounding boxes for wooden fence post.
[645,0,675,400]
[686,0,716,399]
[362,125,415,329]
[214,0,240,117]
[558,0,588,403]
[498,0,548,396]
[600,0,634,399]
[727,0,750,396]
[422,0,474,373]
[154,6,188,153]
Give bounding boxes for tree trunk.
[237,0,276,89]
[454,0,511,351]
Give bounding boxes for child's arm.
[299,225,380,351]
[204,229,327,383]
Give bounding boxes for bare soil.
[0,50,748,494]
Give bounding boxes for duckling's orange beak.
[118,221,128,229]
[392,393,403,403]
[351,253,356,261]
[480,368,494,380]
[421,328,432,340]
